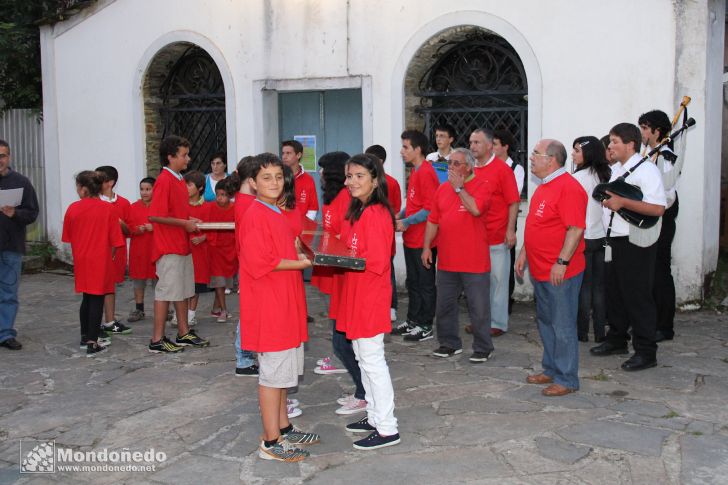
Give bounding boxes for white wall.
[41,0,722,301]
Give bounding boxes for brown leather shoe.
[542,384,576,397]
[464,324,473,334]
[490,328,505,337]
[526,373,553,384]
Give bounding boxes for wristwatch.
[556,257,570,266]
[454,186,463,194]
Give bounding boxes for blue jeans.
[332,320,365,400]
[0,251,22,342]
[234,320,255,368]
[489,244,510,331]
[531,272,583,390]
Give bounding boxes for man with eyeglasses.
[469,128,520,337]
[421,148,495,363]
[516,139,586,396]
[0,139,39,351]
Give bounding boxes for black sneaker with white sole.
[432,346,462,358]
[235,364,259,376]
[391,320,413,336]
[86,343,108,357]
[175,329,210,347]
[102,320,132,335]
[403,326,433,342]
[148,336,184,353]
[353,431,401,450]
[469,351,493,363]
[345,416,376,434]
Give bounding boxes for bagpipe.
[592,97,695,228]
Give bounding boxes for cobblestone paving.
[1,272,727,484]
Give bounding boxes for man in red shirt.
[394,130,440,342]
[470,129,520,337]
[421,148,495,363]
[516,139,586,397]
[281,140,319,222]
[365,144,402,322]
[148,136,209,353]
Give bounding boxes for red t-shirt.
[311,188,350,295]
[105,194,131,282]
[149,169,191,260]
[207,202,237,279]
[239,200,308,352]
[294,167,319,217]
[62,198,125,295]
[428,176,492,273]
[234,193,256,255]
[474,157,520,245]
[385,174,402,214]
[403,161,440,249]
[284,206,304,237]
[525,172,587,282]
[336,204,393,339]
[188,201,210,284]
[128,200,156,280]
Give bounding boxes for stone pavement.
[1,271,727,484]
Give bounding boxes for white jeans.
[352,334,398,436]
[489,243,510,331]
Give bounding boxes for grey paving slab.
[2,272,727,483]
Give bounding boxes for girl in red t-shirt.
[337,154,400,450]
[127,177,157,323]
[207,177,237,323]
[62,171,125,356]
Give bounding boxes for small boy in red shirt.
[239,153,319,462]
[183,170,210,326]
[95,165,133,336]
[127,177,157,322]
[207,176,237,323]
[148,136,209,353]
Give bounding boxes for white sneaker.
[390,308,397,322]
[170,311,178,327]
[316,356,331,366]
[287,404,302,419]
[314,360,347,375]
[225,288,232,295]
[335,398,367,415]
[287,398,300,408]
[336,394,354,405]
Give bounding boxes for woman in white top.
[571,136,611,343]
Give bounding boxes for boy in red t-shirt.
[183,170,210,327]
[148,136,209,353]
[207,177,237,323]
[127,177,157,322]
[239,154,319,462]
[95,165,133,336]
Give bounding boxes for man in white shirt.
[426,124,456,163]
[590,123,666,371]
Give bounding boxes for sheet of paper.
[0,188,23,207]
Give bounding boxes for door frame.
[252,76,372,156]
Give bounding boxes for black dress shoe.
[594,335,606,343]
[589,341,629,356]
[578,335,589,343]
[654,330,673,343]
[0,338,22,350]
[621,354,657,371]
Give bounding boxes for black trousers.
[80,293,105,342]
[655,195,678,338]
[578,238,607,339]
[605,237,658,358]
[403,246,437,327]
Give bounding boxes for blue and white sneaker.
[345,416,376,434]
[353,431,401,450]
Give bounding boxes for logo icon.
[20,440,55,473]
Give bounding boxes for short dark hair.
[609,123,642,153]
[434,124,457,140]
[281,140,303,154]
[183,170,205,191]
[0,139,9,151]
[210,151,227,168]
[216,175,238,197]
[364,144,387,163]
[638,110,671,141]
[400,130,429,155]
[95,165,119,184]
[140,177,156,186]
[250,152,284,180]
[493,129,516,157]
[472,128,494,143]
[75,170,104,196]
[159,135,190,166]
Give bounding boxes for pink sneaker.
[314,361,347,375]
[316,356,331,366]
[335,398,367,415]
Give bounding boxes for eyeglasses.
[446,160,467,167]
[531,151,552,159]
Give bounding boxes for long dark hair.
[320,151,349,205]
[279,164,296,210]
[345,154,394,225]
[573,136,611,183]
[75,170,104,196]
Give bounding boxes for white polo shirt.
[602,152,666,237]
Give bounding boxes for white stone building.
[40,0,725,302]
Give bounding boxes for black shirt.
[0,168,39,254]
